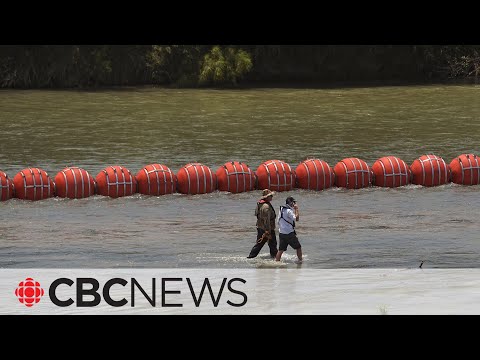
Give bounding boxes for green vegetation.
[199,46,253,86]
[0,45,478,88]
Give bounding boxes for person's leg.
[289,234,302,261]
[296,247,303,261]
[247,228,266,258]
[276,233,288,261]
[275,250,284,261]
[268,232,278,258]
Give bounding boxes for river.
[0,85,479,268]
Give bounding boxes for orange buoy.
[216,161,255,193]
[95,166,137,198]
[136,163,176,196]
[334,158,372,189]
[295,158,334,190]
[13,168,55,201]
[411,154,450,186]
[449,153,480,185]
[0,170,14,201]
[372,156,411,187]
[54,167,95,199]
[177,163,216,195]
[256,160,295,192]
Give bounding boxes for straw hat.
[261,189,275,199]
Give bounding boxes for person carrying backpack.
[276,196,302,262]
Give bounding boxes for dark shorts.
[279,232,301,251]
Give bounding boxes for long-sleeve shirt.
[255,201,276,232]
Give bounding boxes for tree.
[199,46,253,86]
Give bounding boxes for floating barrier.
[95,166,136,198]
[295,158,334,191]
[0,170,14,201]
[177,163,216,195]
[334,158,372,189]
[13,168,54,201]
[216,161,255,193]
[449,154,480,185]
[372,156,411,188]
[136,163,176,196]
[2,153,479,201]
[55,167,95,199]
[256,160,295,192]
[411,154,449,187]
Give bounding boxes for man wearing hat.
[247,189,278,259]
[275,196,302,262]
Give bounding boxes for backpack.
[279,205,295,230]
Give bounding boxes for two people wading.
[247,189,303,262]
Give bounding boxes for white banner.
[2,268,480,314]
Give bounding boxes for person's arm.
[293,203,299,221]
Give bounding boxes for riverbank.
[1,77,478,92]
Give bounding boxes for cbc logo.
[15,278,45,307]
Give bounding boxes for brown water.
[0,85,479,268]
